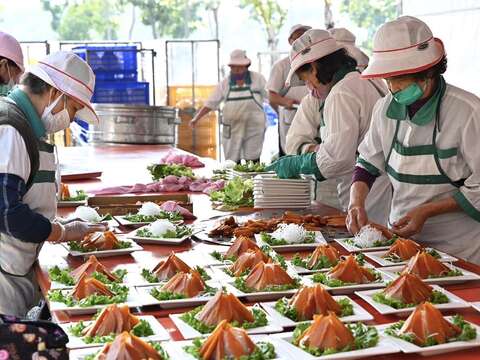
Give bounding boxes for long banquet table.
[35,144,480,359]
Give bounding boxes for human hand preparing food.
[346,204,368,235]
[48,221,108,243]
[391,206,431,238]
[266,153,321,179]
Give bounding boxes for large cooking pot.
[92,104,180,144]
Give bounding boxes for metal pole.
[165,41,170,106]
[216,39,221,161]
[191,41,196,152]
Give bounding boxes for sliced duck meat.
[244,261,295,291]
[401,252,450,279]
[160,270,205,298]
[383,238,422,261]
[199,320,257,360]
[382,273,433,304]
[229,249,268,277]
[399,302,461,346]
[95,331,163,360]
[70,255,119,283]
[80,231,121,251]
[71,274,114,301]
[306,245,340,269]
[152,252,192,281]
[326,255,376,284]
[288,285,341,321]
[82,304,140,337]
[294,312,354,351]
[225,236,259,258]
[195,290,254,327]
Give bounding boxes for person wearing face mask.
[267,29,391,224]
[0,31,24,96]
[190,49,267,163]
[0,51,106,316]
[347,16,480,264]
[267,24,311,156]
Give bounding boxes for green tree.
[123,0,203,39]
[340,0,399,51]
[239,0,288,64]
[42,0,123,40]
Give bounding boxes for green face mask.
[392,82,424,106]
[0,83,13,96]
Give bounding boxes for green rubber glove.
[266,153,324,180]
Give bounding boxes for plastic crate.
[94,70,138,81]
[92,81,149,105]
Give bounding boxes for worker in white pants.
[191,49,267,163]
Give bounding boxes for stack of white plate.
[228,169,275,180]
[253,174,312,208]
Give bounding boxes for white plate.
[131,266,215,287]
[115,215,183,227]
[255,231,326,253]
[134,281,221,309]
[125,224,193,245]
[253,173,311,184]
[61,238,142,258]
[302,270,386,295]
[287,260,333,275]
[60,315,170,349]
[261,295,373,328]
[334,237,391,252]
[163,334,288,360]
[224,280,302,302]
[170,305,283,339]
[355,285,470,316]
[378,317,480,356]
[272,330,399,360]
[48,286,141,315]
[57,199,87,208]
[472,302,480,313]
[364,248,457,267]
[377,264,480,285]
[69,341,171,360]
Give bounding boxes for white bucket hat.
[330,28,369,70]
[362,16,445,79]
[288,24,312,41]
[29,51,99,124]
[228,49,251,66]
[286,29,343,86]
[0,31,24,72]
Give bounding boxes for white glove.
[60,221,108,242]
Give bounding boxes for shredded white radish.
[138,202,162,216]
[354,225,386,248]
[149,219,176,236]
[73,206,101,223]
[271,223,307,244]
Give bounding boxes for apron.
[385,83,480,264]
[0,90,58,316]
[221,72,266,162]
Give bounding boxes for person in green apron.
[0,31,24,96]
[190,49,267,163]
[347,16,480,264]
[267,29,391,225]
[0,51,106,316]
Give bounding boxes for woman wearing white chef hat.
[191,49,267,163]
[267,29,391,223]
[0,51,106,316]
[347,16,480,264]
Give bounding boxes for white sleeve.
[0,125,30,183]
[356,100,387,176]
[315,91,361,179]
[254,73,268,100]
[266,61,286,93]
[285,95,322,155]
[204,79,228,110]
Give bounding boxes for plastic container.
[92,81,149,105]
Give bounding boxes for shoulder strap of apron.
[367,79,387,97]
[0,100,39,191]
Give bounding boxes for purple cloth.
[407,96,430,118]
[352,166,377,189]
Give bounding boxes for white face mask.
[41,92,71,134]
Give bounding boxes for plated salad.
[135,219,192,239]
[123,202,183,223]
[260,223,315,246]
[148,163,195,180]
[209,177,254,210]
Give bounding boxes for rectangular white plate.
[134,281,221,309]
[57,200,87,208]
[115,215,183,227]
[224,281,301,302]
[125,224,192,245]
[472,302,480,313]
[287,260,332,275]
[355,285,470,316]
[163,334,288,360]
[48,286,141,315]
[334,237,391,252]
[60,315,170,349]
[61,238,142,258]
[302,271,386,295]
[129,266,215,287]
[377,264,480,285]
[378,317,480,356]
[272,330,399,360]
[255,232,326,253]
[364,248,457,267]
[261,295,373,328]
[170,305,283,339]
[69,341,171,360]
